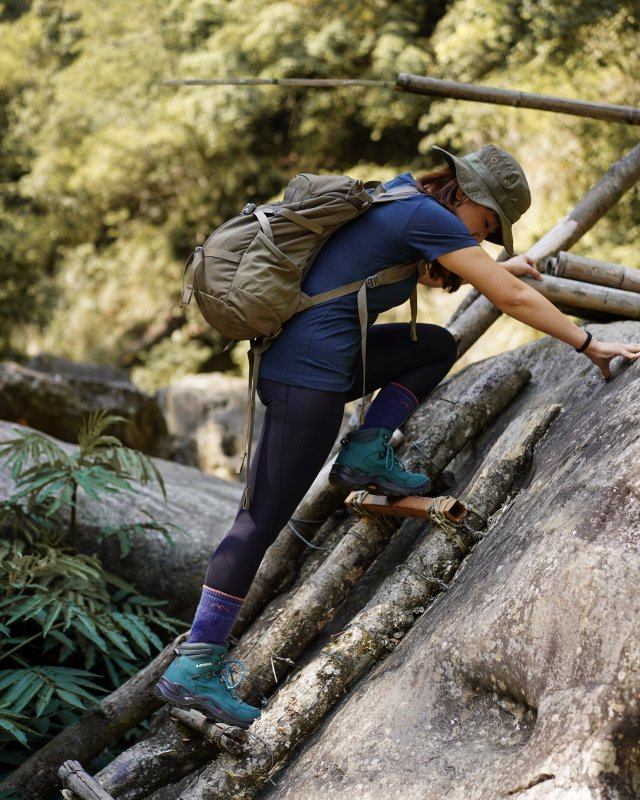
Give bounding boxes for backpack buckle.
[365,275,380,288]
[241,203,257,215]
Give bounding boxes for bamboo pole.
[521,274,640,319]
[163,78,394,88]
[448,142,640,356]
[395,74,640,125]
[162,76,640,127]
[546,252,640,293]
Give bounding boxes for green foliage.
[0,412,181,773]
[0,0,638,377]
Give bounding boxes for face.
[454,194,499,244]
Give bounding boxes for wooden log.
[0,633,187,800]
[395,74,640,125]
[546,252,640,293]
[403,352,531,476]
[448,142,640,355]
[448,294,503,357]
[169,708,245,755]
[94,721,220,800]
[58,761,116,800]
[520,274,640,320]
[163,78,395,89]
[344,492,467,523]
[178,404,562,800]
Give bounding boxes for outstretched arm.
[438,246,640,380]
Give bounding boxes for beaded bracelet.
[575,331,592,353]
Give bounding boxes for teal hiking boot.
[154,642,261,729]
[329,426,431,497]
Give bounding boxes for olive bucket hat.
[433,144,531,255]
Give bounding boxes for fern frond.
[0,429,69,477]
[0,713,34,746]
[77,411,126,456]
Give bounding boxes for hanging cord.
[287,516,332,550]
[395,563,449,592]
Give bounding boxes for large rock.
[0,357,167,455]
[259,320,640,800]
[158,373,265,480]
[0,420,243,620]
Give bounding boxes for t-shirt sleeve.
[402,197,479,262]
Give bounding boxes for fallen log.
[163,76,640,127]
[520,274,640,320]
[178,403,562,799]
[546,251,640,293]
[448,142,640,355]
[93,722,220,800]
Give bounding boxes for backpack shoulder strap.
[369,182,421,203]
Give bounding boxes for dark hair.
[414,167,463,293]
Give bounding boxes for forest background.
[0,0,639,789]
[1,0,639,389]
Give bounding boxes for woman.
[155,144,640,728]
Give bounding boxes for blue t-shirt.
[259,173,478,390]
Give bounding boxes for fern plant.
[0,413,182,774]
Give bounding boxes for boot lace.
[194,658,266,706]
[381,441,409,474]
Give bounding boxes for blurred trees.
[0,0,638,387]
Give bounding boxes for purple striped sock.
[188,585,244,644]
[362,382,418,431]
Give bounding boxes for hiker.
[155,144,640,727]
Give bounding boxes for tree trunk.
[178,403,562,799]
[448,142,640,356]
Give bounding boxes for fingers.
[527,264,543,280]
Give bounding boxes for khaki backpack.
[181,172,424,505]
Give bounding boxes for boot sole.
[154,677,258,729]
[329,465,431,497]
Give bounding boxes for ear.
[454,188,466,205]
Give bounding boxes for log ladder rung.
[344,492,467,523]
[58,760,116,800]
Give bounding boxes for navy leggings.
[205,323,457,596]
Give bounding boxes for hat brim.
[433,145,514,255]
